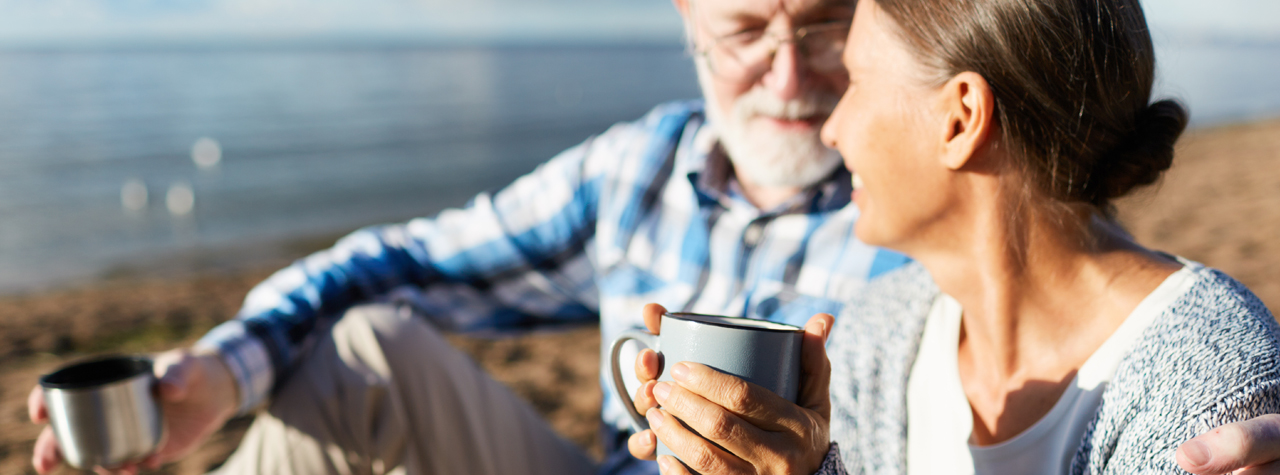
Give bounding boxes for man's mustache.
[733,88,839,121]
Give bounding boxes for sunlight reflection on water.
[0,46,701,292]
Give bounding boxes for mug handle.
[608,329,659,432]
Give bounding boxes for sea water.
[0,40,1276,294]
[0,45,701,292]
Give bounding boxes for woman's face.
[820,1,957,250]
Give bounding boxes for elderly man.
[28,0,1280,474]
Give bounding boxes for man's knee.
[331,304,452,374]
[337,304,425,343]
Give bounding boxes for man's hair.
[875,0,1188,215]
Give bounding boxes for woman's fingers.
[32,426,61,474]
[635,348,662,384]
[666,361,801,432]
[93,464,139,475]
[799,313,834,416]
[646,408,751,474]
[633,347,661,416]
[28,386,47,424]
[642,303,666,334]
[628,429,658,461]
[631,309,664,418]
[650,377,774,463]
[657,455,694,475]
[634,380,659,416]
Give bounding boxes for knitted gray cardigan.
[816,261,1280,474]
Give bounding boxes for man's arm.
[198,128,619,415]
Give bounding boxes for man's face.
[683,0,854,189]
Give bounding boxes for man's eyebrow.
[707,1,854,30]
[721,10,770,26]
[817,0,857,9]
[794,0,856,23]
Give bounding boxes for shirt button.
[743,220,766,247]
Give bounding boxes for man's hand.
[1178,414,1280,475]
[29,348,240,475]
[627,303,835,474]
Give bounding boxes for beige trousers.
[212,305,597,475]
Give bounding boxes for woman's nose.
[820,100,841,148]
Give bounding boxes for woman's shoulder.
[835,262,937,326]
[1147,262,1280,364]
[828,262,937,357]
[1077,262,1280,472]
[829,261,936,373]
[827,262,937,474]
[1120,262,1280,405]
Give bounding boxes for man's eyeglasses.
[693,20,850,82]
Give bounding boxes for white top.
[905,265,1197,475]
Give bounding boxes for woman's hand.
[627,303,835,474]
[29,348,240,475]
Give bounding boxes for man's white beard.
[697,62,844,188]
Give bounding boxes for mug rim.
[663,312,803,333]
[40,355,153,390]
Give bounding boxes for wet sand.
[2,117,1278,474]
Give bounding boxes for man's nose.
[762,40,803,101]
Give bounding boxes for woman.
[625,0,1280,473]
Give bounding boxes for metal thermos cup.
[39,355,163,469]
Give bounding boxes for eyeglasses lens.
[705,23,848,81]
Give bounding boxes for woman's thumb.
[799,313,834,414]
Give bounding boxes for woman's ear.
[939,71,996,170]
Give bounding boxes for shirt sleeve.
[196,128,623,415]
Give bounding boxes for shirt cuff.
[196,320,275,416]
[812,442,847,475]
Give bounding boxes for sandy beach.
[2,117,1278,475]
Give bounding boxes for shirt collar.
[675,112,852,216]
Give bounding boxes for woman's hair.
[874,0,1188,214]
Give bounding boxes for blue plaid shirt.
[198,100,909,474]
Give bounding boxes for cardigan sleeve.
[1072,266,1280,474]
[812,443,849,475]
[1102,381,1280,474]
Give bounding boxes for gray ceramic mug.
[608,312,804,460]
[39,355,163,470]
